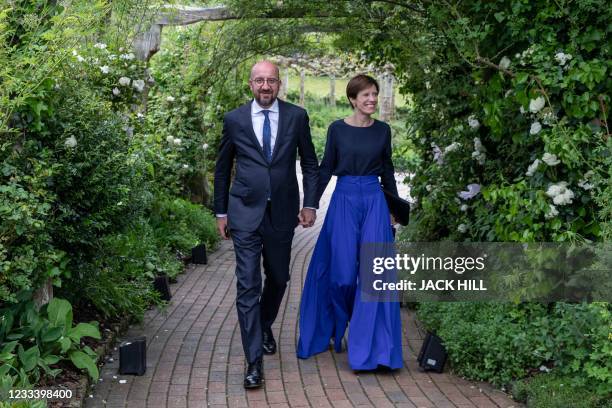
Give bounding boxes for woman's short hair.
[346,74,379,108]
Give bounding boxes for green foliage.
[512,373,612,408]
[417,302,612,396]
[64,195,219,321]
[324,0,611,243]
[0,179,65,303]
[0,296,100,399]
[67,220,170,321]
[149,194,219,256]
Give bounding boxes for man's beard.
[256,93,275,107]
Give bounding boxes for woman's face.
[350,84,378,115]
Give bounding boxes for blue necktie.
[262,110,272,162]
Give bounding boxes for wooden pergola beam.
[134,5,337,61]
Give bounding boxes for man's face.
[249,63,281,108]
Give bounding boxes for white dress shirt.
[251,99,279,152]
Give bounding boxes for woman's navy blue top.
[317,119,398,201]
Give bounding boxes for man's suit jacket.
[214,99,319,232]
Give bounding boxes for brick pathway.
[86,174,521,408]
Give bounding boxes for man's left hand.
[298,208,316,228]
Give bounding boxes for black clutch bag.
[383,189,411,226]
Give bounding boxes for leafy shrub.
[65,220,170,321]
[0,180,65,304]
[149,194,219,255]
[511,373,611,408]
[0,296,100,400]
[417,302,611,396]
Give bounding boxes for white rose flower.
[529,96,546,113]
[542,152,560,166]
[444,142,460,153]
[530,121,542,135]
[99,65,110,74]
[458,183,481,200]
[526,159,541,177]
[578,179,594,190]
[468,115,480,129]
[432,144,443,165]
[553,190,574,206]
[546,181,567,198]
[546,182,574,205]
[166,96,175,102]
[118,77,131,86]
[64,136,77,148]
[499,56,511,70]
[545,204,559,219]
[166,136,175,144]
[173,138,182,146]
[554,52,572,66]
[132,79,145,92]
[458,224,468,233]
[472,151,486,165]
[112,87,120,96]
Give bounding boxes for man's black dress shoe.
[244,359,263,389]
[262,329,277,355]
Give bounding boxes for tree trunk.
[33,279,53,309]
[389,73,395,119]
[379,69,394,121]
[299,70,305,107]
[280,68,289,99]
[329,75,336,108]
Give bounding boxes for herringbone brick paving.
[86,173,521,408]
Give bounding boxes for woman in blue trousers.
[297,74,403,370]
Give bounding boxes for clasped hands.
[216,207,316,239]
[298,208,316,228]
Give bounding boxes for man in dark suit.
[214,61,319,389]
